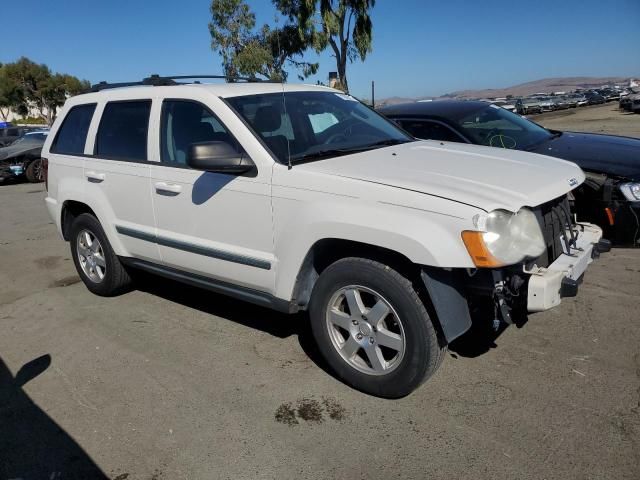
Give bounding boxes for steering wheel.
[325,132,349,144]
[487,133,517,149]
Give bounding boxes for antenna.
[275,14,292,170]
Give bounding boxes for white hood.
[297,140,584,212]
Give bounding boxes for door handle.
[86,171,105,182]
[154,182,182,195]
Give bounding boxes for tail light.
[42,158,49,191]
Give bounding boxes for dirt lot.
[1,127,640,478]
[533,102,640,138]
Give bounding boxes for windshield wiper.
[290,139,411,164]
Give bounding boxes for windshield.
[451,104,553,149]
[226,91,413,164]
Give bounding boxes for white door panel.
[84,158,160,262]
[150,165,274,291]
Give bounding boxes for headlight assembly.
[462,208,546,267]
[619,182,640,202]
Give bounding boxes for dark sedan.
[379,100,640,246]
[0,132,48,183]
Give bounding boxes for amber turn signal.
[461,231,504,268]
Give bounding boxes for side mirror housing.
[187,141,254,174]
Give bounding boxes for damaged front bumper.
[527,222,605,311]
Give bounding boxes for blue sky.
[2,0,639,99]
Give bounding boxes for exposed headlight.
[462,208,546,267]
[619,182,640,201]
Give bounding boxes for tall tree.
[0,64,23,121]
[209,0,318,81]
[274,0,375,92]
[209,0,256,79]
[2,57,89,124]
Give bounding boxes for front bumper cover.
[527,222,603,312]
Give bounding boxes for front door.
[149,99,274,292]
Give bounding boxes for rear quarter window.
[51,104,97,155]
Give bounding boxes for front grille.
[531,195,575,268]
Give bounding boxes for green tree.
[209,0,256,79]
[209,0,318,81]
[274,0,375,92]
[2,57,89,125]
[0,64,24,121]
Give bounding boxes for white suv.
[42,77,607,397]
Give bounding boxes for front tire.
[309,258,445,398]
[70,213,132,296]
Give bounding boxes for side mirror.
[187,141,254,174]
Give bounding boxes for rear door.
[84,100,160,262]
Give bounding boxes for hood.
[528,132,640,181]
[297,141,584,212]
[0,139,44,162]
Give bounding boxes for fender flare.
[420,267,472,343]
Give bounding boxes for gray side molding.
[421,267,472,343]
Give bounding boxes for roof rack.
[89,74,272,92]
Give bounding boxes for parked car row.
[379,100,640,247]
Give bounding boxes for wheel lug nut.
[352,319,359,325]
[369,337,375,344]
[361,315,367,321]
[356,333,363,340]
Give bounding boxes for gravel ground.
[1,136,639,478]
[533,102,640,138]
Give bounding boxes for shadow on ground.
[449,304,529,358]
[0,354,108,479]
[136,273,330,374]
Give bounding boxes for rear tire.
[70,213,132,296]
[309,257,445,398]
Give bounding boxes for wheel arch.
[61,200,97,241]
[288,238,472,345]
[290,238,421,311]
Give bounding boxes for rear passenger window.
[95,100,151,161]
[51,104,96,155]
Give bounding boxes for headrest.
[253,105,282,133]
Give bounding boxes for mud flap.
[421,267,473,343]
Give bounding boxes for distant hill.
[377,76,636,106]
[446,77,634,99]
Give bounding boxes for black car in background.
[0,132,48,183]
[584,91,606,105]
[379,101,640,246]
[0,125,48,147]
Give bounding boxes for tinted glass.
[161,100,238,165]
[96,101,151,161]
[450,104,553,149]
[227,91,412,164]
[52,104,96,155]
[399,120,463,143]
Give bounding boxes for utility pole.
[371,80,375,108]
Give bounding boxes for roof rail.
[89,74,273,92]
